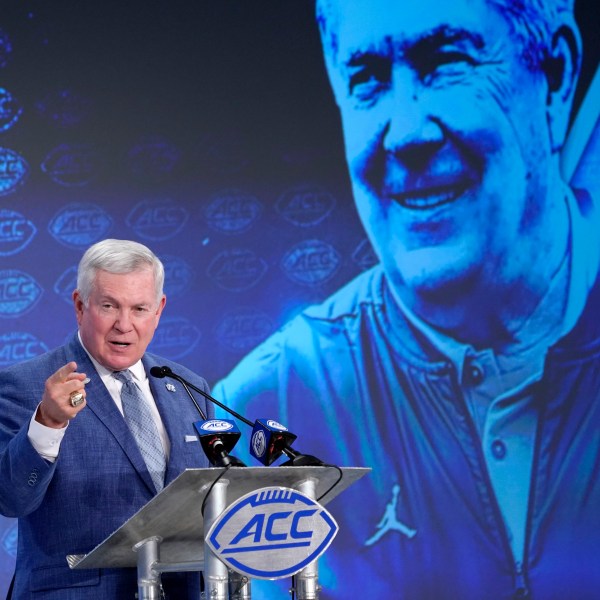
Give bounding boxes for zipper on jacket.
[447,364,533,599]
[513,560,530,598]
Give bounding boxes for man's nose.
[383,69,445,168]
[114,310,133,331]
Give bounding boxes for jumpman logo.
[365,484,416,546]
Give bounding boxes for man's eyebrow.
[410,25,485,54]
[344,25,485,67]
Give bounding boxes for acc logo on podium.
[206,487,338,579]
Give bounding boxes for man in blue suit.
[0,239,213,599]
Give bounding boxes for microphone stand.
[154,367,324,466]
[152,367,245,467]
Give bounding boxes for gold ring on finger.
[69,391,85,407]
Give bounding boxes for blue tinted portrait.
[216,1,600,597]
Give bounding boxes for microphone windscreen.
[149,366,166,378]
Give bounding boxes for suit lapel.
[143,356,201,485]
[66,335,158,494]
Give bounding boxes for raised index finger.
[48,361,79,384]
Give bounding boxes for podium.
[67,466,369,599]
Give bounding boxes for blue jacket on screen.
[214,193,600,599]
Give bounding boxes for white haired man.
[0,239,214,599]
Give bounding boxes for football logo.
[206,487,338,579]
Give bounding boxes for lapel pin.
[165,382,176,393]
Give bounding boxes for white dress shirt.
[28,333,170,462]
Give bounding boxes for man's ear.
[72,290,84,325]
[544,22,582,152]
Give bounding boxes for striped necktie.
[113,370,166,492]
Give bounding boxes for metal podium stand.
[67,466,369,600]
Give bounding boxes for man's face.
[323,0,559,302]
[74,268,166,371]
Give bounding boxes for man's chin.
[101,348,140,371]
[390,254,480,305]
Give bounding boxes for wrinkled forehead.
[318,0,510,60]
[317,0,570,68]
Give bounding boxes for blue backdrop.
[0,0,598,597]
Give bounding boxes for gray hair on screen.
[316,0,577,72]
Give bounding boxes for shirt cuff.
[27,406,68,463]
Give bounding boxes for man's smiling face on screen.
[319,0,575,305]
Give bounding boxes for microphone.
[150,365,245,467]
[150,366,324,466]
[194,419,246,468]
[250,419,297,466]
[248,419,321,466]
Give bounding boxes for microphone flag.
[250,419,298,466]
[194,418,243,467]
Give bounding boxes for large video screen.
[0,1,598,597]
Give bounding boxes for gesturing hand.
[36,362,89,429]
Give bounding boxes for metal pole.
[293,478,321,600]
[133,536,163,600]
[203,480,231,600]
[154,560,204,574]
